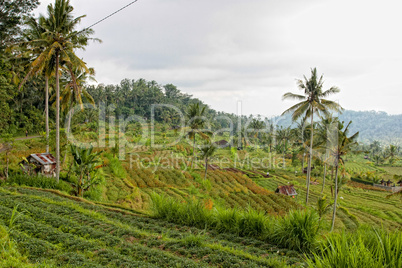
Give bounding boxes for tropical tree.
[282,68,343,204]
[316,195,332,229]
[186,103,207,169]
[23,0,99,182]
[18,16,52,152]
[59,66,96,134]
[369,140,381,159]
[69,145,102,197]
[276,126,292,168]
[385,145,399,166]
[0,0,40,49]
[316,115,338,193]
[1,134,15,180]
[328,121,359,232]
[199,141,217,180]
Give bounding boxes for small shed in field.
[303,166,315,174]
[214,140,230,148]
[275,185,298,197]
[20,153,57,177]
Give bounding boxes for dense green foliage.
[151,193,319,252]
[2,173,72,193]
[0,187,298,267]
[307,227,402,268]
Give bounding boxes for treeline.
[0,0,45,135]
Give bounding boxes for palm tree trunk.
[204,158,208,180]
[191,134,196,169]
[321,163,327,194]
[78,174,82,197]
[55,51,60,183]
[61,114,72,166]
[5,151,9,180]
[306,108,314,204]
[45,76,49,153]
[330,163,339,232]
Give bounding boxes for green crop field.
[0,187,301,267]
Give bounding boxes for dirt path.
[0,136,41,153]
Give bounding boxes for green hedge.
[3,174,72,193]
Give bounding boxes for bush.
[307,227,402,268]
[4,173,72,193]
[150,193,318,252]
[272,209,319,252]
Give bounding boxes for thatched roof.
[214,140,230,148]
[275,185,297,196]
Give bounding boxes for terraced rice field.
[0,187,302,267]
[252,169,402,231]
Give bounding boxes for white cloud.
[35,0,402,115]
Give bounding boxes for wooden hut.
[275,185,297,198]
[303,166,315,174]
[20,153,57,177]
[214,140,230,148]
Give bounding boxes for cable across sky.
[81,0,139,33]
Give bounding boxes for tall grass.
[3,173,72,193]
[150,193,318,252]
[272,209,319,252]
[307,226,402,268]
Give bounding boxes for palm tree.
[276,126,292,168]
[27,0,99,182]
[60,66,96,134]
[370,140,381,159]
[292,119,307,173]
[19,15,55,153]
[386,145,399,166]
[186,103,206,169]
[328,120,359,232]
[317,115,338,193]
[282,68,343,204]
[56,66,96,164]
[199,141,217,180]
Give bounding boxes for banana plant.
[69,145,102,197]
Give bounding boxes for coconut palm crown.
[282,67,343,204]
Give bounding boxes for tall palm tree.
[186,103,206,169]
[282,68,343,204]
[19,15,55,153]
[276,126,292,168]
[328,120,359,231]
[199,141,217,180]
[317,115,338,193]
[29,0,98,182]
[60,66,96,134]
[386,145,399,166]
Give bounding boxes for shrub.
[272,209,319,252]
[151,193,319,253]
[307,227,402,268]
[4,174,72,193]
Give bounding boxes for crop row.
[2,187,297,266]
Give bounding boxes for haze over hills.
[274,110,402,145]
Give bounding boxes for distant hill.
[275,110,402,145]
[339,110,402,145]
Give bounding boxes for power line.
[81,0,139,33]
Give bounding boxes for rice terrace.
[0,0,401,267]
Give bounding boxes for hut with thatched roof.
[275,185,297,198]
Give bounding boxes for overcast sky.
[35,0,402,116]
